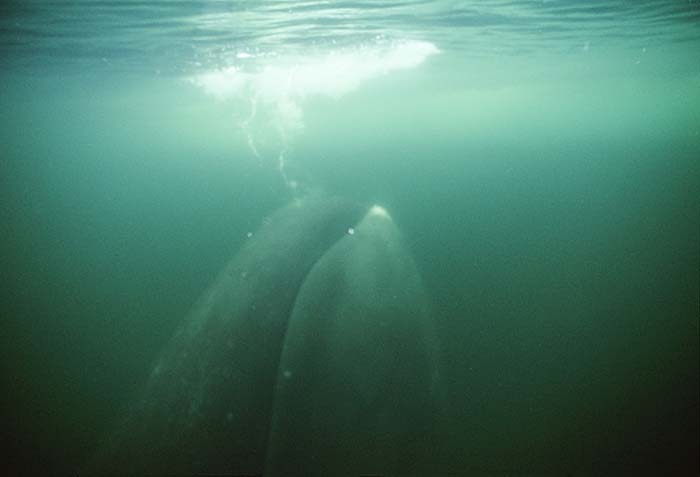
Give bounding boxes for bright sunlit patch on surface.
[191,40,439,102]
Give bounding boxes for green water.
[1,3,699,475]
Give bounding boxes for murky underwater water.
[1,1,698,475]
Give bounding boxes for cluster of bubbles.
[189,39,439,193]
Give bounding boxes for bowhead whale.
[87,192,442,476]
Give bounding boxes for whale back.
[87,196,442,476]
[88,194,365,475]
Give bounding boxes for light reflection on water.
[1,1,698,74]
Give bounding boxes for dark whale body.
[88,193,442,476]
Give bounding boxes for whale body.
[88,193,442,476]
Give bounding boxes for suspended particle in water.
[347,227,355,235]
[283,370,292,379]
[246,232,253,238]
